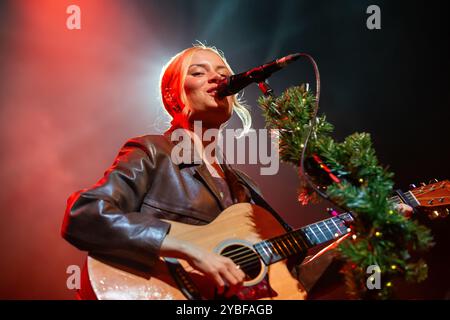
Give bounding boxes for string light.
[375,231,382,237]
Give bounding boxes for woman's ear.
[164,87,182,114]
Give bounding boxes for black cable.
[297,53,353,218]
[257,53,351,219]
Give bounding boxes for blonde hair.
[159,42,252,136]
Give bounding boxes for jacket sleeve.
[61,138,171,268]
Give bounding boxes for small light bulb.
[352,234,357,240]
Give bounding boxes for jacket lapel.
[194,164,227,210]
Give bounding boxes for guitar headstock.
[410,179,450,219]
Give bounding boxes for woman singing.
[62,44,273,299]
[62,43,412,300]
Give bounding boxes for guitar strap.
[232,169,317,293]
[216,145,293,232]
[232,170,293,232]
[166,164,294,300]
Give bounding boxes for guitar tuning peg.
[420,182,427,187]
[430,208,449,219]
[429,178,439,183]
[409,184,417,189]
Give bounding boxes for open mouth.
[207,87,226,100]
[207,88,219,98]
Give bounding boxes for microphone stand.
[256,53,352,220]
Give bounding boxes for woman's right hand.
[186,245,246,297]
[160,235,246,297]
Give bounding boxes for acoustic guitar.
[86,179,449,300]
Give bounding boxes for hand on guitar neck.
[390,180,450,219]
[394,203,414,217]
[160,235,246,298]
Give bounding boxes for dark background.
[0,0,448,299]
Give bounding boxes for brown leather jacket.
[61,134,283,269]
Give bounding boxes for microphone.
[217,53,301,98]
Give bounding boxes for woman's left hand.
[394,203,414,217]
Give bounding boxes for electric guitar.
[86,179,449,300]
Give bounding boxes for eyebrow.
[188,64,229,72]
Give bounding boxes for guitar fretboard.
[254,212,354,265]
[254,191,420,266]
[389,191,420,207]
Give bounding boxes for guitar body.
[87,203,308,300]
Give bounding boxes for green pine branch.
[258,85,434,299]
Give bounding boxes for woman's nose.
[209,72,225,83]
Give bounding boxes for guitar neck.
[254,212,354,265]
[388,191,420,208]
[254,191,420,266]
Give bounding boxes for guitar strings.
[218,218,349,271]
[206,183,449,274]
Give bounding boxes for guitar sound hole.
[220,245,261,280]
